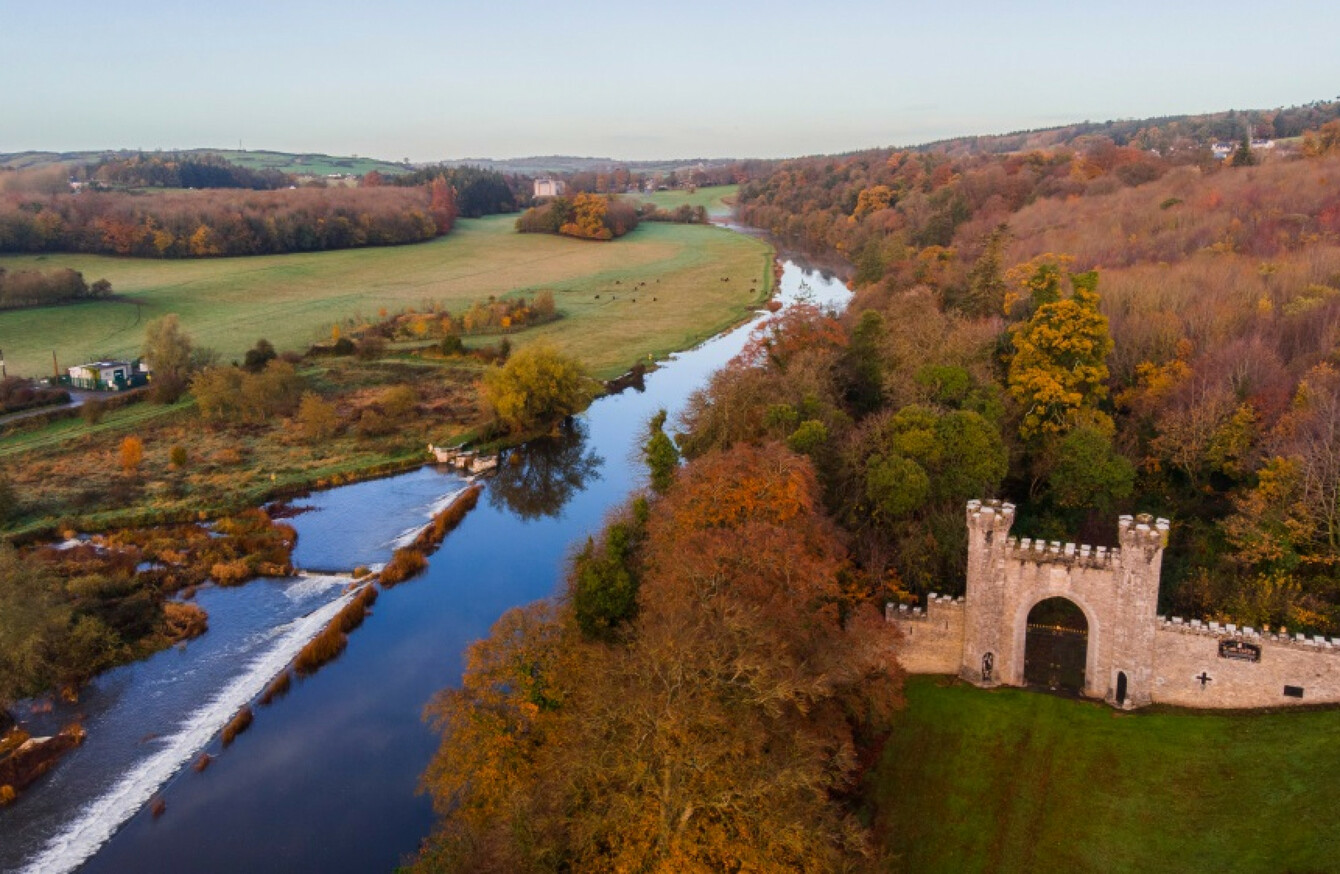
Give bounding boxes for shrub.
[379,548,427,586]
[162,601,208,641]
[297,392,339,442]
[356,337,387,360]
[81,399,106,424]
[259,671,292,706]
[119,435,144,474]
[412,486,482,552]
[169,445,188,469]
[220,707,253,747]
[294,623,348,677]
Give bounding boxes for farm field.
[871,676,1340,873]
[0,207,770,380]
[640,183,739,219]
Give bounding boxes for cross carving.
[1196,671,1212,688]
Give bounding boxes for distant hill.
[0,149,737,180]
[433,155,740,176]
[906,99,1340,156]
[6,98,1337,179]
[0,149,413,178]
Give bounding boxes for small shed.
[66,359,149,391]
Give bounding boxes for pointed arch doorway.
[1024,597,1089,693]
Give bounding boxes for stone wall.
[1152,618,1340,708]
[885,499,1340,711]
[887,596,964,674]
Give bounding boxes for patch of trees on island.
[516,193,706,241]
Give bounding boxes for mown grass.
[0,214,770,380]
[870,676,1340,873]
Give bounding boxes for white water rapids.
[19,577,356,874]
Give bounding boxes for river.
[0,256,851,874]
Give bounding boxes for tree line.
[385,165,519,217]
[90,152,292,190]
[0,267,111,310]
[0,187,447,257]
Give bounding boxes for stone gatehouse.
[887,500,1340,710]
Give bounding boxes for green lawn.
[0,215,770,380]
[639,184,739,219]
[872,676,1339,873]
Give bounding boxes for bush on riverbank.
[293,584,379,677]
[379,548,427,586]
[220,707,253,747]
[411,485,482,552]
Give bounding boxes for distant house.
[533,178,565,198]
[66,359,149,391]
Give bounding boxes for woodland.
[0,154,533,258]
[414,118,1340,871]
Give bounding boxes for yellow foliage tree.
[481,344,591,434]
[559,193,612,241]
[119,435,144,474]
[1006,264,1113,440]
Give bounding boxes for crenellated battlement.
[1118,513,1171,552]
[966,499,1015,535]
[1004,536,1123,569]
[1159,616,1340,655]
[886,593,965,623]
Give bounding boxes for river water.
[0,256,850,874]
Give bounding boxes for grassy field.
[201,149,408,177]
[639,184,739,219]
[871,676,1339,873]
[0,214,770,380]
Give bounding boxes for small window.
[1283,685,1304,699]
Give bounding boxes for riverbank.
[0,257,852,874]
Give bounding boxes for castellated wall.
[1152,619,1340,709]
[885,498,1340,710]
[887,596,964,674]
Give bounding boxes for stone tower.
[961,499,1015,685]
[1108,514,1170,708]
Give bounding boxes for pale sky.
[3,0,1338,161]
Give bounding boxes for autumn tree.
[119,435,144,474]
[0,544,68,712]
[417,442,902,872]
[141,314,195,403]
[1006,265,1113,440]
[297,392,339,441]
[481,344,592,434]
[559,192,612,241]
[428,176,457,235]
